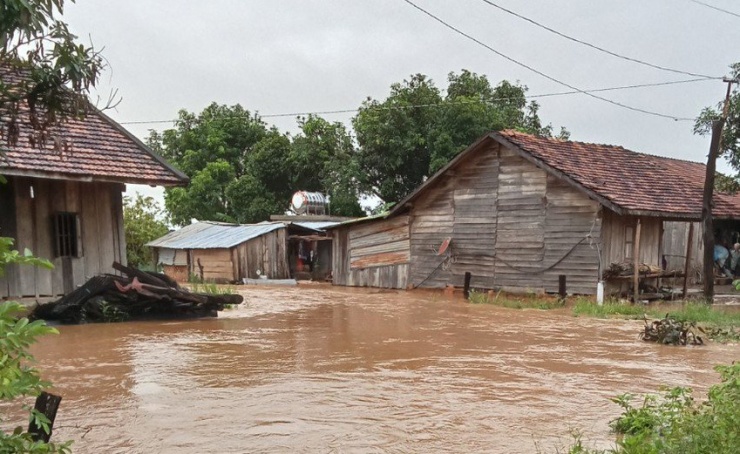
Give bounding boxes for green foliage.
[1,238,69,453]
[0,238,53,277]
[1,0,104,148]
[608,364,740,454]
[564,364,740,453]
[151,104,365,225]
[468,290,563,310]
[123,194,169,269]
[695,63,740,172]
[352,70,568,203]
[289,115,364,217]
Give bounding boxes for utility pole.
[702,78,737,302]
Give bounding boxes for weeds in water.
[191,281,235,295]
[468,290,563,310]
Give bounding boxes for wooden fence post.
[463,272,472,299]
[28,392,62,443]
[558,275,566,300]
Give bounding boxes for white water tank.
[291,191,328,215]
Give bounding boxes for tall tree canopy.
[150,104,364,226]
[1,0,104,149]
[123,195,169,269]
[352,70,567,203]
[695,63,740,172]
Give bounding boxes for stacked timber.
[30,262,243,324]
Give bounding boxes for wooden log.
[28,392,62,443]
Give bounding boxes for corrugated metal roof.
[146,221,285,249]
[291,221,340,231]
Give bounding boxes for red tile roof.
[0,68,187,186]
[496,130,740,219]
[391,130,740,220]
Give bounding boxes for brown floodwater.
[6,284,739,453]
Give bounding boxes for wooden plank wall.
[541,175,601,295]
[408,174,456,288]
[406,142,602,294]
[450,147,498,289]
[601,211,661,267]
[191,248,234,282]
[493,147,547,291]
[331,217,410,289]
[235,228,290,280]
[662,221,703,281]
[1,177,126,299]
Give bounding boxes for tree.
[123,195,170,269]
[695,63,740,172]
[289,115,364,217]
[149,103,277,225]
[352,70,568,203]
[0,238,70,453]
[1,0,104,149]
[150,104,366,225]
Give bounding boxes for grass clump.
[562,363,740,453]
[468,290,563,310]
[572,298,647,319]
[573,298,740,341]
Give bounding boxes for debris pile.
[31,262,243,324]
[640,315,704,346]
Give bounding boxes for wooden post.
[28,392,62,443]
[701,79,736,302]
[463,272,472,299]
[633,218,642,303]
[682,223,694,299]
[702,121,724,302]
[558,275,566,300]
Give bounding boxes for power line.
[689,0,740,18]
[402,0,697,121]
[479,0,720,79]
[117,77,710,126]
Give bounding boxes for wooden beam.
[633,218,642,303]
[683,223,694,299]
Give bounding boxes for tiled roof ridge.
[498,129,705,166]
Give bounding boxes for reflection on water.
[14,285,739,453]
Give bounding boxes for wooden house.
[329,130,740,294]
[147,221,335,283]
[0,105,188,300]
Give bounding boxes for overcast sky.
[63,0,740,204]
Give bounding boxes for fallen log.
[30,264,244,324]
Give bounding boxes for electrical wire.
[479,0,720,79]
[118,77,710,126]
[402,0,697,122]
[688,0,740,18]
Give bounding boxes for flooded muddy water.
[13,285,740,453]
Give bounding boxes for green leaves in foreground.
[0,302,70,453]
[569,363,740,454]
